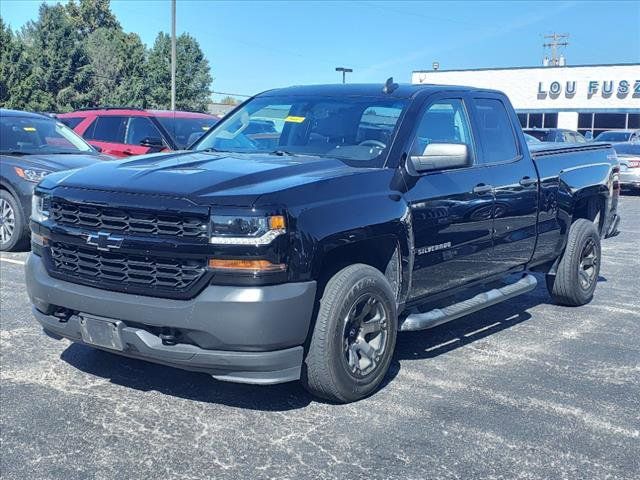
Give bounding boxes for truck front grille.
[48,241,207,297]
[50,199,209,239]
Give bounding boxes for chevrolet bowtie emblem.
[85,232,124,251]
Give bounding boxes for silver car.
[614,143,640,193]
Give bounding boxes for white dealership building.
[411,63,640,136]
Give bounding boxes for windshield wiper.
[0,151,33,156]
[199,147,229,153]
[269,150,296,156]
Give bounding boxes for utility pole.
[543,33,569,66]
[335,67,353,84]
[170,0,177,110]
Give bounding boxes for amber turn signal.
[208,258,286,272]
[268,215,286,230]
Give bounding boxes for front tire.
[0,190,28,252]
[302,264,397,403]
[547,219,601,306]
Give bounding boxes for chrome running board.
[399,274,538,332]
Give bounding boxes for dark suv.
[58,108,219,158]
[0,109,105,251]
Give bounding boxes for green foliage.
[85,28,147,107]
[0,0,212,112]
[66,0,120,37]
[146,32,213,111]
[220,96,240,105]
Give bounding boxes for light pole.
[170,0,176,110]
[335,67,353,84]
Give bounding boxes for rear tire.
[0,190,28,252]
[547,219,601,306]
[302,264,397,403]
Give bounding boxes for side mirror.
[409,143,470,173]
[139,137,164,148]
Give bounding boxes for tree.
[0,17,16,104]
[20,4,93,111]
[66,0,120,37]
[146,32,212,111]
[220,96,239,105]
[84,28,147,107]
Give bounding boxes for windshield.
[156,116,218,149]
[595,131,631,142]
[0,115,94,154]
[193,95,408,166]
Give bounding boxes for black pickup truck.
[26,82,620,402]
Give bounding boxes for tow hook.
[159,328,179,346]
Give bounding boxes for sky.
[1,0,639,101]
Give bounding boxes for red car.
[57,108,219,158]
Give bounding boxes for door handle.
[473,184,493,194]
[519,177,537,187]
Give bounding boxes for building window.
[543,113,558,128]
[578,113,593,136]
[517,113,527,128]
[593,113,627,135]
[628,114,640,129]
[528,113,543,128]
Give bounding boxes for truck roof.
[260,83,501,99]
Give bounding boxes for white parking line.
[0,257,26,266]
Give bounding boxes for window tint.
[86,116,127,143]
[473,98,519,163]
[58,117,84,129]
[126,117,162,145]
[411,99,472,157]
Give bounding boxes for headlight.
[14,167,51,183]
[31,193,50,223]
[210,214,286,245]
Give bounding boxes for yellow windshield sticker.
[23,127,36,132]
[284,116,306,123]
[202,126,210,130]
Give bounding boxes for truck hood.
[40,150,370,206]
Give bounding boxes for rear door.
[404,95,496,300]
[469,95,539,272]
[83,115,129,157]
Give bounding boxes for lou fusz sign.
[537,79,640,99]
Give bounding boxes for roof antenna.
[383,77,399,94]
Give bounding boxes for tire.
[546,219,601,306]
[0,190,28,252]
[302,264,397,403]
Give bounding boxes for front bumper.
[26,253,317,384]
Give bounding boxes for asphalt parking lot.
[1,196,639,480]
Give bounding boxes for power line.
[210,91,252,98]
[543,32,569,66]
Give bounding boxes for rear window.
[58,117,84,129]
[473,98,519,163]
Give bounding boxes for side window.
[411,99,473,157]
[473,98,519,163]
[58,117,83,129]
[125,117,163,145]
[85,116,127,143]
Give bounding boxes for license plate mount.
[79,314,124,351]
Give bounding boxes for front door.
[404,97,495,301]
